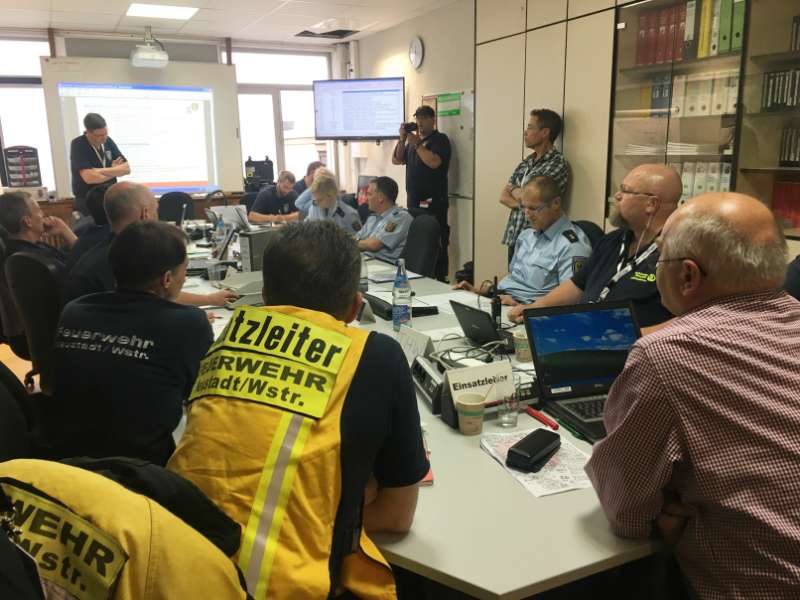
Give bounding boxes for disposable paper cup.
[513,330,532,363]
[456,393,486,436]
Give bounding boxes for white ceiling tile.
[50,0,130,15]
[0,0,51,10]
[50,11,122,27]
[0,8,50,27]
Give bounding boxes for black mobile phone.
[506,429,561,472]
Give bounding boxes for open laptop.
[208,205,270,232]
[523,301,641,443]
[188,226,235,273]
[450,300,513,352]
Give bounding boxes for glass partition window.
[280,90,328,178]
[0,39,49,77]
[608,0,744,219]
[230,52,328,86]
[0,86,56,190]
[238,93,278,177]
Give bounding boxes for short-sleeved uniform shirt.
[571,227,671,327]
[785,255,800,301]
[502,148,570,247]
[306,198,362,233]
[64,232,115,302]
[70,134,125,200]
[356,206,413,263]
[404,130,451,209]
[46,291,213,465]
[499,215,591,304]
[251,185,298,216]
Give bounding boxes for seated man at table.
[356,176,413,264]
[168,220,429,599]
[585,192,800,599]
[294,159,325,195]
[248,169,299,224]
[43,221,213,465]
[65,181,236,306]
[454,176,590,305]
[306,170,362,233]
[0,191,76,270]
[508,163,680,328]
[66,182,112,269]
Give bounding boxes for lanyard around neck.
[91,142,106,168]
[597,234,659,302]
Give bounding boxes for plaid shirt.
[585,290,800,600]
[501,147,569,247]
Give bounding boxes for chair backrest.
[401,214,441,278]
[0,362,31,460]
[357,203,372,224]
[158,191,194,225]
[5,252,63,396]
[0,233,26,352]
[574,220,604,248]
[241,192,258,214]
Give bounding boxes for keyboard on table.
[560,395,605,423]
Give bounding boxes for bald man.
[509,163,681,327]
[66,181,236,307]
[586,193,800,600]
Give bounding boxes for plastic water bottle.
[359,253,369,293]
[392,258,412,332]
[215,215,226,244]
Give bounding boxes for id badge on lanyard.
[92,144,107,168]
[596,240,658,302]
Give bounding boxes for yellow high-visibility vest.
[169,305,396,600]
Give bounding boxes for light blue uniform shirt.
[306,198,362,233]
[499,214,591,303]
[295,188,313,216]
[356,205,413,263]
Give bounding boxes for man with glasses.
[509,163,681,327]
[586,192,800,599]
[70,113,130,215]
[455,175,589,304]
[500,109,570,265]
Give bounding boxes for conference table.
[187,258,656,600]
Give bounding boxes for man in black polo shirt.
[66,181,236,307]
[392,105,451,280]
[509,163,681,328]
[248,170,299,224]
[70,113,130,214]
[66,183,111,270]
[0,191,76,270]
[44,221,213,465]
[293,160,324,195]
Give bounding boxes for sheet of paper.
[422,326,465,342]
[480,429,591,497]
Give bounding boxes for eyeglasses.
[524,203,551,214]
[656,257,707,275]
[618,185,658,198]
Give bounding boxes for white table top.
[184,267,655,600]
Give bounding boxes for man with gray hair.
[585,192,800,599]
[65,181,236,307]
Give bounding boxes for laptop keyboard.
[560,395,605,423]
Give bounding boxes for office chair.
[401,214,441,278]
[357,203,372,224]
[0,233,29,359]
[158,191,195,225]
[241,192,258,214]
[0,373,31,461]
[574,220,604,248]
[5,252,64,396]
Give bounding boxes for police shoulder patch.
[562,230,578,243]
[385,221,397,233]
[572,256,587,273]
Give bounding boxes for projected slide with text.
[58,83,218,193]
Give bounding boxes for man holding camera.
[392,105,451,280]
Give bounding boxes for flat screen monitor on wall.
[313,77,404,141]
[41,57,242,198]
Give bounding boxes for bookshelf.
[737,0,800,242]
[608,0,745,208]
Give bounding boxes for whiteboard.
[423,89,474,199]
[41,56,242,197]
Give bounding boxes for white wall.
[356,0,475,276]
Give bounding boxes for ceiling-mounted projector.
[130,26,168,68]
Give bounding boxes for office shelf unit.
[737,1,800,240]
[608,0,745,218]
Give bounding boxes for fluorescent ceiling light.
[126,3,198,20]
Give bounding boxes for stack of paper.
[622,143,663,156]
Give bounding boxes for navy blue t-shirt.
[251,185,298,215]
[785,255,800,301]
[70,134,125,199]
[404,130,451,208]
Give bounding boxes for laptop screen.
[526,305,639,398]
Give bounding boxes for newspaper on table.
[480,428,592,497]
